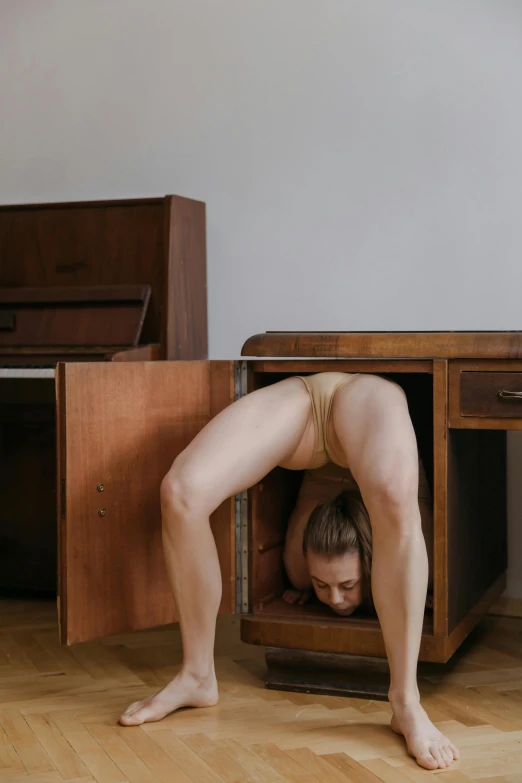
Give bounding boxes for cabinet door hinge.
[234,361,249,614]
[235,491,249,614]
[234,360,247,401]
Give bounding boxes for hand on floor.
[282,588,313,605]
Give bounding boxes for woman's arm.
[283,501,314,591]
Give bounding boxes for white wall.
[1,0,522,594]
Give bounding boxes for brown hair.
[302,489,373,608]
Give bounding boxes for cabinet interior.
[248,367,434,633]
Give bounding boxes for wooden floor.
[2,603,522,783]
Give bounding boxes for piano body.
[0,195,207,595]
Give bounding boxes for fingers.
[283,589,311,605]
[298,589,312,605]
[283,590,299,604]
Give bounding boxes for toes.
[119,712,143,726]
[412,738,458,770]
[120,707,139,723]
[430,747,447,769]
[417,753,439,770]
[120,700,149,725]
[122,704,156,726]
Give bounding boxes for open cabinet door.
[56,360,235,644]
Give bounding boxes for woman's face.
[306,550,363,616]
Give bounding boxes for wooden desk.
[52,331,518,700]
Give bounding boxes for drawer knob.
[497,389,522,400]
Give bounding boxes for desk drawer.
[460,372,522,418]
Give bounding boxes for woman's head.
[302,490,373,616]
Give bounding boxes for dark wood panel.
[0,347,133,365]
[0,285,150,304]
[444,574,506,660]
[249,468,302,611]
[450,361,522,429]
[57,360,234,645]
[0,197,207,358]
[0,286,150,348]
[241,615,444,661]
[0,306,148,347]
[0,346,124,356]
[448,417,522,431]
[162,196,207,360]
[452,360,522,372]
[265,633,497,698]
[0,379,55,405]
[460,372,522,418]
[0,391,56,594]
[242,332,522,360]
[0,200,164,346]
[251,360,434,374]
[109,344,161,362]
[447,429,507,633]
[254,596,380,623]
[0,312,15,331]
[0,197,163,211]
[265,647,390,700]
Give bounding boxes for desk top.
[241,332,522,360]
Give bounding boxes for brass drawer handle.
[498,389,522,400]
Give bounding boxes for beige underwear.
[295,372,356,469]
[295,372,431,500]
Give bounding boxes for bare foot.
[390,700,459,770]
[119,670,218,726]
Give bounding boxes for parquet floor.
[2,601,522,782]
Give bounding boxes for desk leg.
[265,647,390,700]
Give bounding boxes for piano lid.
[0,285,151,348]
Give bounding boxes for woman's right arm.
[283,500,314,591]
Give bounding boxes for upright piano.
[0,195,207,595]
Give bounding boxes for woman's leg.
[120,377,312,726]
[330,375,459,770]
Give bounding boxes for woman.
[119,372,459,770]
[281,457,434,613]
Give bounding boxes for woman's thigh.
[329,375,419,507]
[165,377,313,513]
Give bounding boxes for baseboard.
[488,596,522,618]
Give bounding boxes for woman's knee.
[364,465,420,530]
[160,461,209,520]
